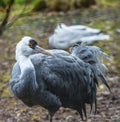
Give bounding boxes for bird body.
[10,36,110,122]
[49,23,110,49]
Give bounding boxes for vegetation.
[1,0,119,36]
[33,0,96,11]
[99,0,120,6]
[0,0,28,36]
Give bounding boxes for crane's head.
[16,36,52,60]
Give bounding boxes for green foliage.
[15,0,32,5]
[75,0,96,8]
[0,0,6,8]
[46,0,76,11]
[32,0,47,11]
[102,0,120,2]
[15,0,25,4]
[32,0,96,11]
[97,0,120,6]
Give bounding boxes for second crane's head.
[16,36,52,60]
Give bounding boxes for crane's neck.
[17,55,34,76]
[16,54,38,97]
[16,47,35,76]
[10,50,39,101]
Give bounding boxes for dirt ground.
[0,6,120,122]
[0,78,120,122]
[0,77,120,122]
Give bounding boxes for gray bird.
[10,36,110,122]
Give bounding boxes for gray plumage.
[71,44,111,74]
[71,44,111,91]
[10,36,110,122]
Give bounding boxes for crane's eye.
[29,39,37,49]
[29,43,33,48]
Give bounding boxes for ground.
[0,5,120,122]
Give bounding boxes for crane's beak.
[35,45,53,56]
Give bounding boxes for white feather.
[49,23,110,49]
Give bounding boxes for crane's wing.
[30,53,94,98]
[71,45,111,74]
[71,44,111,92]
[31,53,110,104]
[31,53,96,118]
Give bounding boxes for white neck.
[18,55,34,75]
[16,49,29,61]
[15,42,34,75]
[17,54,38,90]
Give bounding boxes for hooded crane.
[10,36,110,122]
[49,23,110,49]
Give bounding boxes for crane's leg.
[38,91,61,122]
[79,110,83,121]
[78,107,87,121]
[49,111,54,122]
[50,117,52,122]
[49,113,53,122]
[83,104,87,119]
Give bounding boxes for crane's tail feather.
[92,65,111,92]
[98,71,111,92]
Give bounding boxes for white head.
[16,36,52,61]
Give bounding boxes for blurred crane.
[49,23,110,49]
[10,36,110,122]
